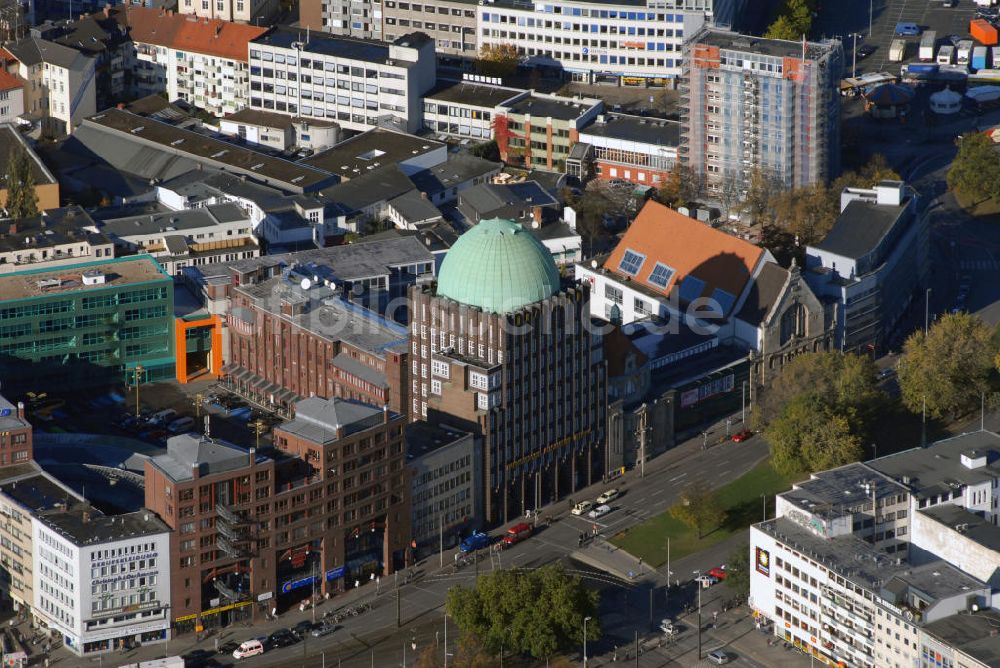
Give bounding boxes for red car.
[731,430,753,443]
[708,567,728,581]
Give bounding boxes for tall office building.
[680,28,843,196]
[409,218,607,524]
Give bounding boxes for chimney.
[103,4,111,17]
[191,463,200,479]
[117,102,125,109]
[16,401,25,419]
[249,447,256,467]
[82,509,91,523]
[383,404,390,424]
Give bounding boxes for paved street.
[43,418,803,668]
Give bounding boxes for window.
[604,284,623,305]
[431,359,449,378]
[647,262,675,289]
[618,249,645,276]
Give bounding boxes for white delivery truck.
[919,31,937,60]
[938,44,955,65]
[889,39,907,62]
[958,39,975,65]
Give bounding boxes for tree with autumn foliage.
[476,44,520,77]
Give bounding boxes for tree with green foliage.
[4,143,39,219]
[669,479,726,539]
[758,352,880,476]
[658,164,702,209]
[898,312,996,420]
[445,564,600,661]
[724,544,751,601]
[469,140,501,162]
[947,132,1000,204]
[766,394,864,476]
[765,14,800,40]
[566,189,612,249]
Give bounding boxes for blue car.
[459,531,490,553]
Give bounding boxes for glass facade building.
[0,256,175,390]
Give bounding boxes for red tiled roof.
[0,48,16,65]
[124,7,267,62]
[0,68,24,92]
[604,200,765,306]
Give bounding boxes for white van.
[937,45,955,65]
[233,639,264,659]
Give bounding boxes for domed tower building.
[409,218,607,524]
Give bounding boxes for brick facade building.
[409,219,607,523]
[144,399,409,634]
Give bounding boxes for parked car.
[266,629,298,648]
[292,620,318,638]
[596,489,620,504]
[167,416,195,434]
[502,522,533,546]
[708,566,728,580]
[571,500,594,515]
[707,649,732,664]
[459,531,491,553]
[660,619,679,636]
[311,623,338,638]
[232,639,265,659]
[856,44,876,59]
[148,408,177,426]
[588,504,612,519]
[731,430,752,443]
[218,640,240,655]
[878,367,896,380]
[696,574,720,587]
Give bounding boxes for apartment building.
[406,421,481,550]
[476,0,721,85]
[299,0,382,40]
[125,7,268,118]
[751,518,989,668]
[0,256,175,392]
[0,70,25,125]
[224,240,435,413]
[494,92,602,172]
[681,28,842,196]
[422,79,525,141]
[409,218,607,523]
[571,113,679,186]
[804,181,929,354]
[0,396,32,468]
[144,404,410,633]
[98,203,259,275]
[5,37,97,136]
[175,0,278,28]
[248,29,436,134]
[0,207,114,274]
[381,0,477,61]
[0,465,55,617]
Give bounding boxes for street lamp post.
[133,364,144,416]
[583,616,592,667]
[694,571,703,661]
[761,493,766,522]
[922,288,931,446]
[849,32,861,76]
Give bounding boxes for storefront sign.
[755,547,770,577]
[280,575,317,594]
[326,566,346,581]
[257,591,273,602]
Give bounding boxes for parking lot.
[815,0,982,76]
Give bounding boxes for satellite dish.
[300,278,312,290]
[591,260,598,269]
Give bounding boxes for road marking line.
[668,472,688,482]
[651,488,667,496]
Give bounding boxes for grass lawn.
[609,460,803,567]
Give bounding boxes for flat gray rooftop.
[149,433,269,483]
[506,95,599,122]
[277,397,394,445]
[867,431,1000,501]
[692,27,838,61]
[780,462,908,522]
[303,129,444,179]
[99,203,249,238]
[82,109,335,192]
[580,114,680,147]
[405,421,471,460]
[425,80,524,108]
[922,610,1000,667]
[760,517,986,603]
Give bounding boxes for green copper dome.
[436,218,561,314]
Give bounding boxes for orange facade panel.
[175,315,223,384]
[692,44,720,68]
[783,57,807,81]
